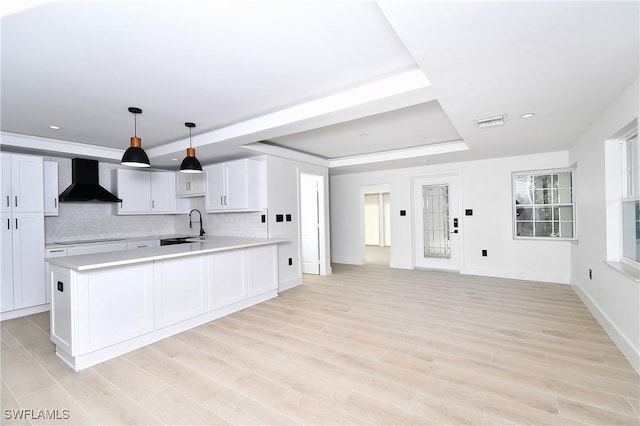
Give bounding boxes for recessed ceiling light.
[171,158,179,161]
[49,125,61,130]
[520,112,535,119]
[422,160,428,163]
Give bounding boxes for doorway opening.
[362,184,391,266]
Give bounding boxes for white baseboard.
[462,266,570,285]
[1,304,50,321]
[279,276,302,292]
[331,256,366,265]
[389,260,413,269]
[572,283,640,374]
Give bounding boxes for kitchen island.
[47,237,284,371]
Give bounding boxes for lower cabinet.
[50,243,279,371]
[1,212,45,313]
[77,263,155,354]
[247,245,278,297]
[209,249,246,309]
[155,256,207,327]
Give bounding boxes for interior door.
[300,174,320,275]
[413,174,461,271]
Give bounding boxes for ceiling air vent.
[476,115,505,128]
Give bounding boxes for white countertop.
[45,234,190,249]
[47,237,286,271]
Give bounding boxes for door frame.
[411,172,463,271]
[298,173,329,275]
[360,184,391,261]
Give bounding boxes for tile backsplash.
[45,157,267,242]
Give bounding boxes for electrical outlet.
[482,249,487,257]
[288,257,293,266]
[261,214,266,223]
[589,268,592,280]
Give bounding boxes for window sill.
[605,261,640,282]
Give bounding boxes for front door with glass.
[413,174,461,271]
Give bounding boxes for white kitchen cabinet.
[50,267,72,355]
[154,256,207,327]
[43,161,59,216]
[77,263,155,354]
[114,169,187,215]
[247,244,278,297]
[151,172,178,213]
[208,249,247,308]
[204,158,266,212]
[114,169,151,214]
[176,172,205,197]
[1,212,45,312]
[48,240,280,370]
[126,239,159,250]
[1,153,44,213]
[45,247,68,304]
[1,153,45,317]
[1,213,14,312]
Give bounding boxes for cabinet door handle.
[15,218,18,229]
[14,196,17,207]
[54,198,57,208]
[5,195,8,207]
[152,200,155,209]
[6,218,9,230]
[49,249,64,253]
[224,195,228,205]
[220,195,223,206]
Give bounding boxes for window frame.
[620,129,639,269]
[512,167,577,241]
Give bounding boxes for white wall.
[330,151,573,283]
[569,79,639,372]
[265,156,330,291]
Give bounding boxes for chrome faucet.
[189,209,205,237]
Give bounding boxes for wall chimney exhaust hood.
[58,158,122,202]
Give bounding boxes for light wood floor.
[2,264,639,425]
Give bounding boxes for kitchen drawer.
[127,240,159,250]
[45,247,68,258]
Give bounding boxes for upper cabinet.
[204,158,266,212]
[176,172,205,197]
[1,153,44,213]
[114,169,188,215]
[43,161,59,216]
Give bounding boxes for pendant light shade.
[121,107,150,167]
[180,122,202,173]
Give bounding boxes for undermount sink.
[160,236,207,245]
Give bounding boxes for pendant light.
[179,122,202,173]
[121,107,150,167]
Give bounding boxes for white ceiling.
[1,1,638,175]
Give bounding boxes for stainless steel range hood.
[58,158,122,202]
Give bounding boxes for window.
[621,130,638,265]
[512,168,575,239]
